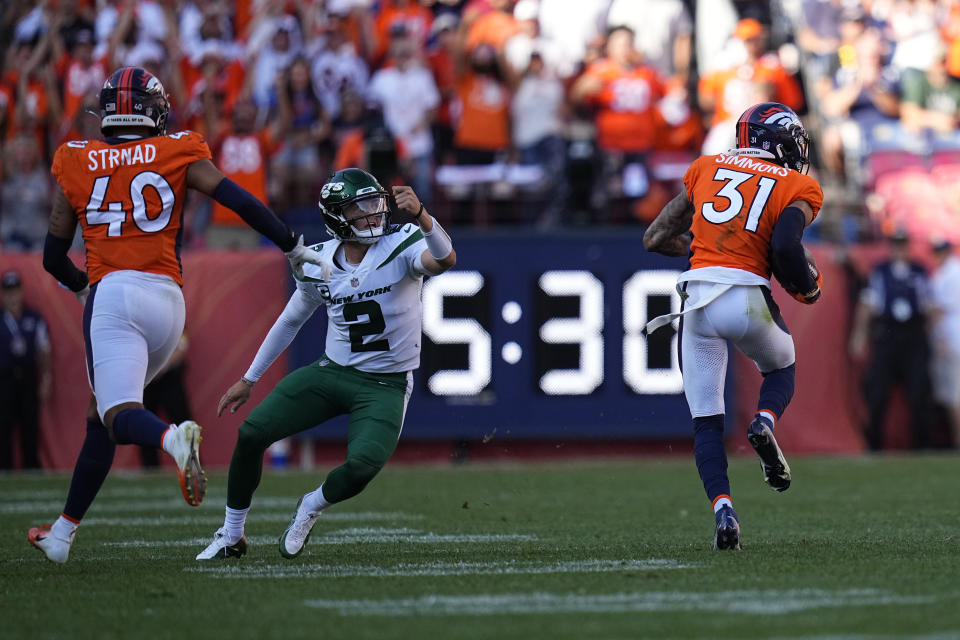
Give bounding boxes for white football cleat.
[196,527,247,560]
[278,495,322,559]
[167,421,206,506]
[28,525,74,564]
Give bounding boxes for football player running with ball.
[197,168,456,560]
[28,67,326,564]
[643,103,823,551]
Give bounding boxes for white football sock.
[224,506,248,543]
[300,485,331,514]
[712,496,733,513]
[51,515,78,541]
[758,411,776,428]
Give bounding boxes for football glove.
[284,235,331,281]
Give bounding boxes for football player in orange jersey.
[643,102,823,550]
[28,67,328,564]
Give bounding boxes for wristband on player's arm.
[770,206,816,293]
[42,233,89,292]
[212,178,297,252]
[422,217,452,260]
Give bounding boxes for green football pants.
[226,356,411,510]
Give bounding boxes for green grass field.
[2,455,959,640]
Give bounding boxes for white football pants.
[680,281,795,418]
[84,270,185,420]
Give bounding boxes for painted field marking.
[772,634,960,640]
[304,589,937,616]
[103,527,537,548]
[83,512,421,527]
[187,558,690,579]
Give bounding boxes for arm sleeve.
[769,206,817,293]
[42,233,88,292]
[243,288,321,382]
[211,178,297,252]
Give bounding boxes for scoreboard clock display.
[290,232,731,440]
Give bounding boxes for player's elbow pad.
[770,207,816,293]
[211,178,296,252]
[43,233,88,292]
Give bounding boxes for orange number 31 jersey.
[51,131,212,286]
[683,153,823,279]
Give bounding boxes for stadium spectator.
[52,27,105,142]
[275,57,331,208]
[206,97,283,249]
[887,0,940,73]
[451,42,511,164]
[368,24,440,205]
[796,0,847,85]
[0,270,50,471]
[305,9,370,121]
[511,51,567,226]
[900,44,960,136]
[849,228,935,451]
[1,135,53,251]
[463,0,521,54]
[605,0,693,84]
[246,13,302,112]
[373,0,434,65]
[503,0,565,78]
[644,102,823,550]
[817,26,900,181]
[427,13,459,164]
[534,0,609,78]
[141,332,193,469]
[333,106,405,188]
[196,172,456,561]
[929,238,960,447]
[698,18,803,155]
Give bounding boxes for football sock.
[300,485,332,514]
[693,415,730,503]
[62,417,116,522]
[51,515,79,541]
[224,506,248,543]
[112,408,170,448]
[757,363,795,423]
[712,495,733,513]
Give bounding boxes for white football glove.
[284,235,331,281]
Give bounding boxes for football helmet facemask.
[735,102,810,174]
[99,67,170,136]
[318,168,395,244]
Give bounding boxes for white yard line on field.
[83,511,421,526]
[303,589,937,616]
[186,558,691,579]
[103,527,538,548]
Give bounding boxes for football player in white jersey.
[197,168,456,560]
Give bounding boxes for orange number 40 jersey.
[683,153,823,279]
[51,131,212,287]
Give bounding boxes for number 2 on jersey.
[85,172,176,237]
[344,300,389,352]
[701,168,776,233]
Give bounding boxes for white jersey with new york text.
[295,224,429,373]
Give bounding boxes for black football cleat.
[747,416,791,492]
[713,505,741,551]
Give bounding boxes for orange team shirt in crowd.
[683,153,822,278]
[374,1,433,62]
[51,131,212,286]
[58,56,106,124]
[699,56,803,125]
[581,60,665,153]
[210,129,276,226]
[465,10,521,52]
[453,72,510,151]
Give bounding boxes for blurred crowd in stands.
[1,0,960,246]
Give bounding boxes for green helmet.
[318,168,395,244]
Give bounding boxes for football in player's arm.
[196,168,456,560]
[642,102,823,551]
[29,67,327,565]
